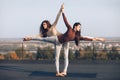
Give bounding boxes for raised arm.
[62,12,71,29]
[52,4,63,27]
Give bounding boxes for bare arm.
[52,5,63,27]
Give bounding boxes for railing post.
[92,41,95,60]
[22,42,24,60]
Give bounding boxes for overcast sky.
[0,0,120,38]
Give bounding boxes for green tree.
[84,46,94,60]
[74,50,80,59]
[108,46,120,60]
[36,47,54,60]
[69,49,75,60]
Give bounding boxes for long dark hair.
[40,20,51,37]
[73,22,81,46]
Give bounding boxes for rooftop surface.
[0,60,120,80]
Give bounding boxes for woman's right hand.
[61,3,64,13]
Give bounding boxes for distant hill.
[105,37,120,41]
[0,38,23,42]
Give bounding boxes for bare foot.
[60,72,67,77]
[56,72,65,77]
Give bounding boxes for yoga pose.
[24,6,105,77]
[24,4,70,77]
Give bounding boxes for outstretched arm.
[61,4,71,29]
[80,36,105,41]
[52,4,63,27]
[62,12,71,29]
[93,37,105,41]
[80,36,93,41]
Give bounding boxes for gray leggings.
[32,36,60,45]
[32,36,69,73]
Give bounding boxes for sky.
[0,0,120,38]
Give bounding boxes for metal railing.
[0,41,120,60]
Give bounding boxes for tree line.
[0,46,120,60]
